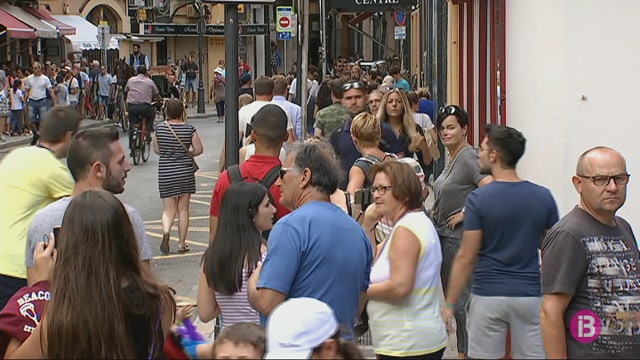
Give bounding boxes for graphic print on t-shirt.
[582,235,640,354]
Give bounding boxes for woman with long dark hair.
[198,182,276,328]
[7,190,176,359]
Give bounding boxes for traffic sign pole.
[225,4,239,167]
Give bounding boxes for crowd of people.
[0,51,638,360]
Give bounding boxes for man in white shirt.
[63,67,80,109]
[24,62,56,145]
[288,65,319,104]
[271,75,302,141]
[239,76,294,147]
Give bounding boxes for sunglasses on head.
[342,81,366,91]
[438,105,459,116]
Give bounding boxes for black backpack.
[352,155,382,211]
[227,164,282,235]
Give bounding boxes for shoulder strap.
[165,121,194,160]
[228,164,243,184]
[261,165,282,189]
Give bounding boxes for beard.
[102,168,125,194]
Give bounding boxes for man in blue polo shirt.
[328,80,402,189]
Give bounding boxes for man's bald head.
[576,146,627,175]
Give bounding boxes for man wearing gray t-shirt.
[26,127,152,284]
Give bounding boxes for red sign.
[279,17,290,28]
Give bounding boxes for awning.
[0,3,57,38]
[0,8,37,39]
[26,7,75,36]
[52,15,119,52]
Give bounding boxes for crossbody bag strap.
[261,165,282,189]
[165,121,194,160]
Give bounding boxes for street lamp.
[194,0,206,114]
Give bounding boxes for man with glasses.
[442,124,558,359]
[247,141,373,340]
[540,146,640,358]
[329,80,402,190]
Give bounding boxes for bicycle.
[130,112,152,166]
[113,91,129,133]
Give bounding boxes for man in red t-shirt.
[0,240,54,358]
[209,104,291,241]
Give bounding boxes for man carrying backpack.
[209,105,291,242]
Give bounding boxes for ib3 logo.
[570,310,602,343]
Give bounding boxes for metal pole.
[319,0,327,78]
[264,5,272,77]
[196,0,205,114]
[225,4,240,166]
[300,0,309,138]
[295,0,302,106]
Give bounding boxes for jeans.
[10,110,23,133]
[27,98,49,123]
[439,235,470,355]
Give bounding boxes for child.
[212,323,265,359]
[9,79,24,136]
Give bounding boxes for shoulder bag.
[165,121,199,172]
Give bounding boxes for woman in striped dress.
[197,182,276,328]
[153,99,203,254]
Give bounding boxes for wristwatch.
[461,207,466,214]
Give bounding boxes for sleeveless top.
[367,212,448,356]
[214,268,260,328]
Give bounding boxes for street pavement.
[1,103,458,358]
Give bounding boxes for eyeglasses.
[370,185,395,195]
[279,167,300,179]
[577,174,630,186]
[342,81,366,91]
[438,105,459,116]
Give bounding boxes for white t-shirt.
[244,144,287,163]
[367,211,448,356]
[24,74,52,101]
[288,78,320,98]
[413,113,435,131]
[10,89,24,110]
[65,77,79,103]
[238,100,293,146]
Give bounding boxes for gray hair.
[289,141,344,195]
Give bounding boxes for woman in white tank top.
[197,182,276,328]
[362,160,448,359]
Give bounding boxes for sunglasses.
[438,105,459,116]
[342,81,366,91]
[279,167,300,179]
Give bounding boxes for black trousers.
[0,274,27,310]
[127,103,154,150]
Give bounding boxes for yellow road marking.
[197,173,219,180]
[191,193,212,198]
[190,199,210,206]
[143,215,210,224]
[146,224,210,232]
[145,231,209,246]
[154,251,205,260]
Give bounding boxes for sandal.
[178,244,190,253]
[160,233,170,255]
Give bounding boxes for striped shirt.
[125,74,158,104]
[215,268,260,328]
[367,211,448,357]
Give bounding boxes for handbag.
[165,121,199,172]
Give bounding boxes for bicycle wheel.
[132,131,142,166]
[120,98,129,133]
[142,139,151,163]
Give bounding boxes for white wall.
[506,0,640,232]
